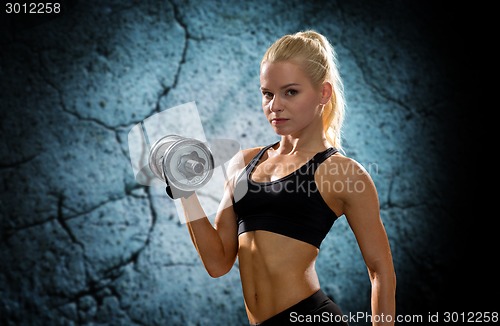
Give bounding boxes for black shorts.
[251,289,348,325]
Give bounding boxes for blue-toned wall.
[0,1,487,325]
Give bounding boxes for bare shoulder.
[240,146,264,165]
[316,152,381,219]
[318,152,377,197]
[322,153,371,178]
[225,146,264,179]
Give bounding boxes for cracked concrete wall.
[0,0,480,325]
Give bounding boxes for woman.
[172,30,396,325]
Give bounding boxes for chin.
[271,124,289,134]
[273,129,288,136]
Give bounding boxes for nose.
[269,96,283,112]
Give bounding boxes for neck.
[276,120,328,155]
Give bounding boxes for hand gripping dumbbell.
[148,135,214,199]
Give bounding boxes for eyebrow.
[260,83,301,91]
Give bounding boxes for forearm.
[180,194,232,276]
[370,272,396,326]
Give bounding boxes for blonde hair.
[261,30,345,150]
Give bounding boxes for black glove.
[164,175,194,199]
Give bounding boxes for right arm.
[180,185,238,278]
[178,148,257,278]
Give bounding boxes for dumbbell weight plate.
[148,134,184,182]
[163,138,214,191]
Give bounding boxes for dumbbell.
[148,135,214,198]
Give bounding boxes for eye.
[262,91,273,99]
[285,89,298,96]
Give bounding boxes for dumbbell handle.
[183,159,204,176]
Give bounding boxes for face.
[260,61,326,138]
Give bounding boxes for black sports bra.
[232,142,339,248]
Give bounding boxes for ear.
[320,82,333,105]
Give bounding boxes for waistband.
[251,289,330,325]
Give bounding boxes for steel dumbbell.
[148,135,214,194]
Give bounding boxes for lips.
[271,118,289,125]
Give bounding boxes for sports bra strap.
[308,147,338,174]
[245,141,279,173]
